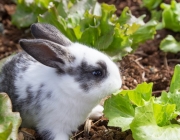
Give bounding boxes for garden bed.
[0,0,180,140]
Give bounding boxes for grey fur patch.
[26,85,34,104]
[0,51,38,113]
[55,55,75,75]
[0,52,35,112]
[56,68,65,75]
[34,84,44,112]
[67,60,108,91]
[31,23,72,47]
[46,91,52,98]
[40,130,54,140]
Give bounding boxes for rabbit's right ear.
[19,39,74,69]
[31,23,72,47]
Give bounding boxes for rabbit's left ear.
[19,39,74,69]
[31,23,72,47]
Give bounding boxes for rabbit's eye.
[92,70,103,77]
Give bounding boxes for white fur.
[13,42,121,140]
[88,104,104,120]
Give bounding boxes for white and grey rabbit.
[0,23,122,140]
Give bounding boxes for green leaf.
[104,94,135,131]
[12,0,51,28]
[131,20,157,49]
[158,65,180,112]
[142,0,163,10]
[99,3,116,35]
[104,65,180,140]
[160,35,180,53]
[153,103,176,126]
[161,0,180,32]
[170,64,180,93]
[0,93,21,140]
[94,28,114,49]
[79,27,99,46]
[130,101,180,140]
[117,7,131,24]
[122,82,153,106]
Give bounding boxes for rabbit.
[0,23,122,140]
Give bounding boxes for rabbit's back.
[0,52,36,108]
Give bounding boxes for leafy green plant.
[104,64,180,140]
[142,0,163,10]
[161,0,180,32]
[160,35,180,53]
[12,0,52,28]
[38,0,157,59]
[12,0,157,59]
[0,92,21,140]
[141,0,180,58]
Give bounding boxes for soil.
[0,0,180,140]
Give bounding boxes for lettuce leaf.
[160,35,180,53]
[104,65,180,140]
[131,101,180,140]
[142,0,163,10]
[158,65,180,112]
[12,0,52,28]
[104,93,135,131]
[0,93,21,140]
[161,0,180,32]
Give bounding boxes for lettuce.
[161,0,180,32]
[160,35,180,53]
[12,0,52,28]
[12,0,157,58]
[38,1,136,58]
[104,64,180,140]
[38,1,157,59]
[142,0,163,10]
[0,93,21,140]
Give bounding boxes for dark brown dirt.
[1,0,180,140]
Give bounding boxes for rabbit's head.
[19,23,122,102]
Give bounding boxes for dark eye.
[92,70,103,77]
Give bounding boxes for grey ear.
[30,23,72,46]
[19,39,74,69]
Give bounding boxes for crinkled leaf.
[170,64,180,93]
[153,102,176,126]
[104,65,180,140]
[161,91,180,113]
[151,10,163,24]
[130,101,180,140]
[104,82,152,131]
[117,7,131,24]
[121,82,153,106]
[94,28,114,49]
[159,65,180,112]
[142,0,163,10]
[12,0,52,28]
[160,35,180,53]
[99,3,116,35]
[0,93,21,140]
[161,0,180,32]
[104,94,134,131]
[79,27,99,46]
[131,20,157,49]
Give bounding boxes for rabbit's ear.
[19,39,74,69]
[30,23,72,46]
